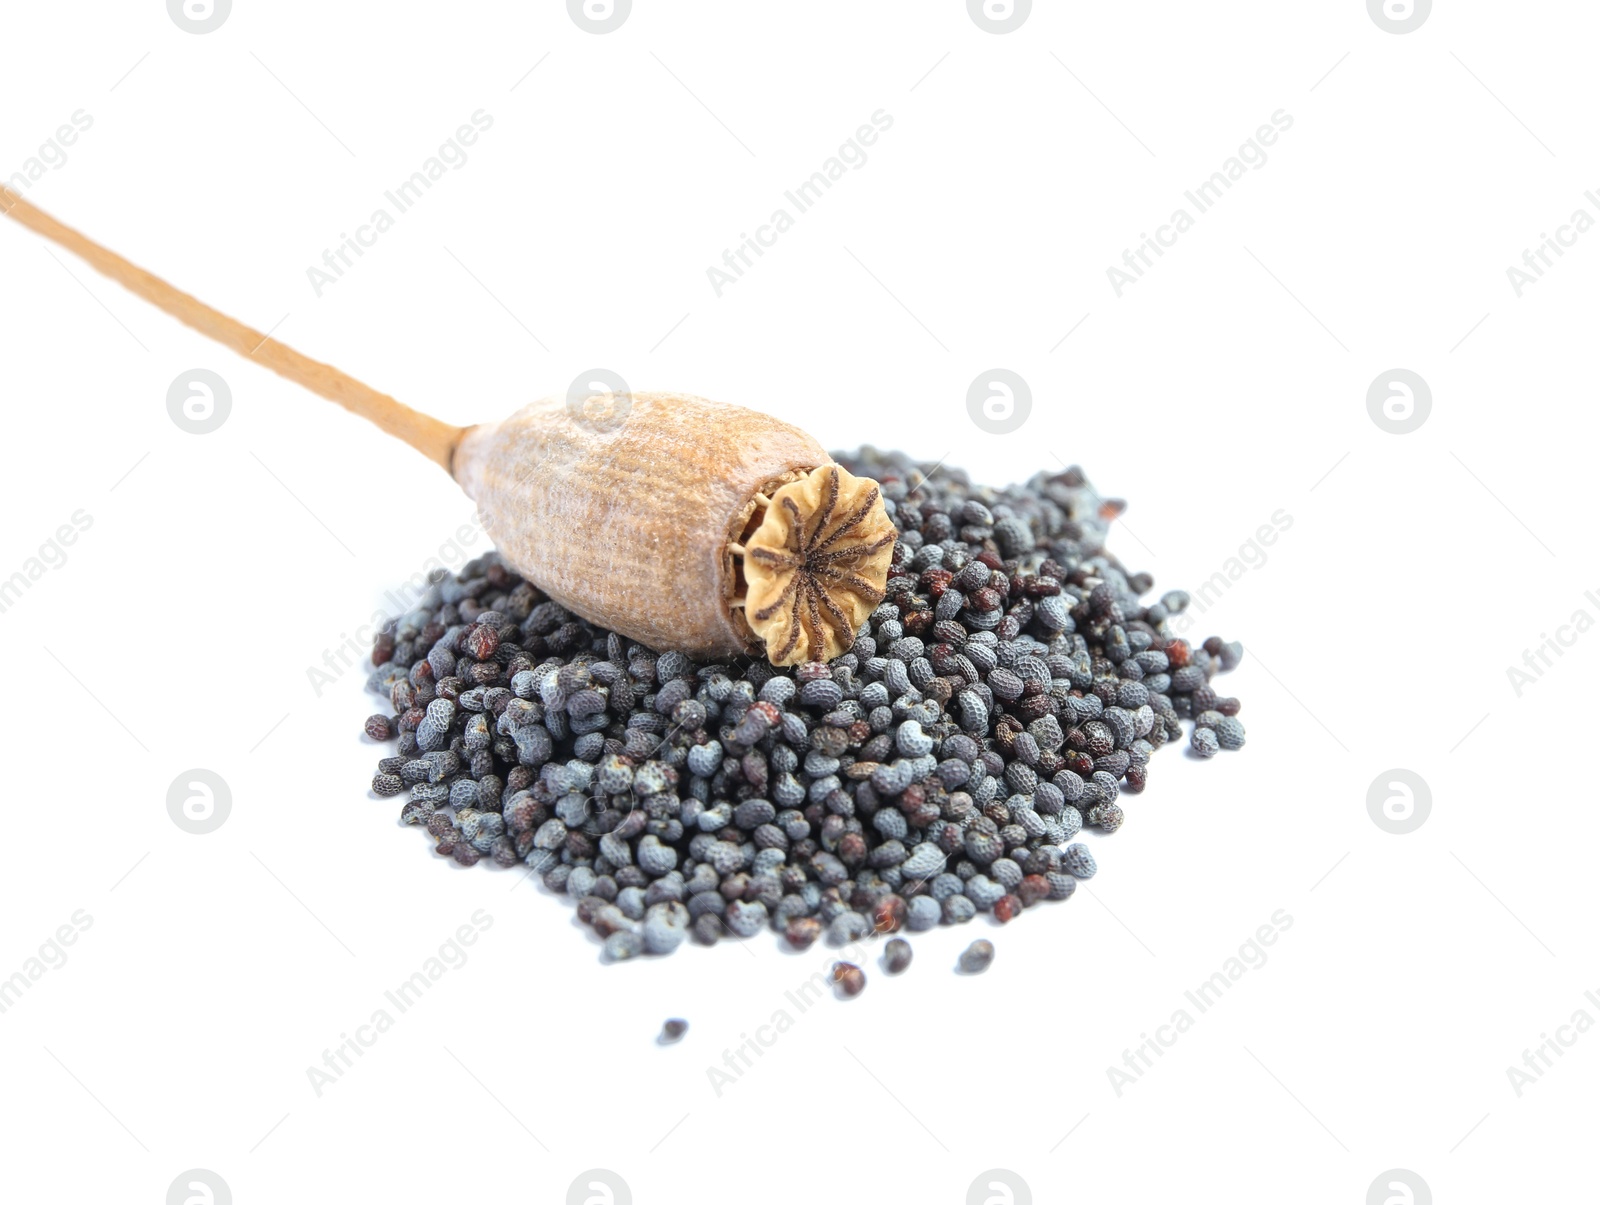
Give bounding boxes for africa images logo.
[567,1169,631,1205]
[967,1168,1031,1205]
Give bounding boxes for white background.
[1,2,1594,1203]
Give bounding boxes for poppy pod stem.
[1,188,895,664]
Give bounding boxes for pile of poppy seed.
[364,450,1245,961]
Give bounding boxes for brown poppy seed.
[784,917,822,950]
[832,961,866,997]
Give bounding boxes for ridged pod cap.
[742,465,897,664]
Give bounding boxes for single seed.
[958,939,995,974]
[883,937,913,974]
[832,961,866,997]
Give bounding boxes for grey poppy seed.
[883,937,913,973]
[1062,844,1098,879]
[958,939,995,974]
[1214,716,1246,750]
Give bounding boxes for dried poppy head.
[1,191,900,667]
[736,464,897,666]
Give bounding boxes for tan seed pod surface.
[453,391,892,662]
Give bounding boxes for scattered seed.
[832,961,866,997]
[883,937,913,974]
[958,939,995,974]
